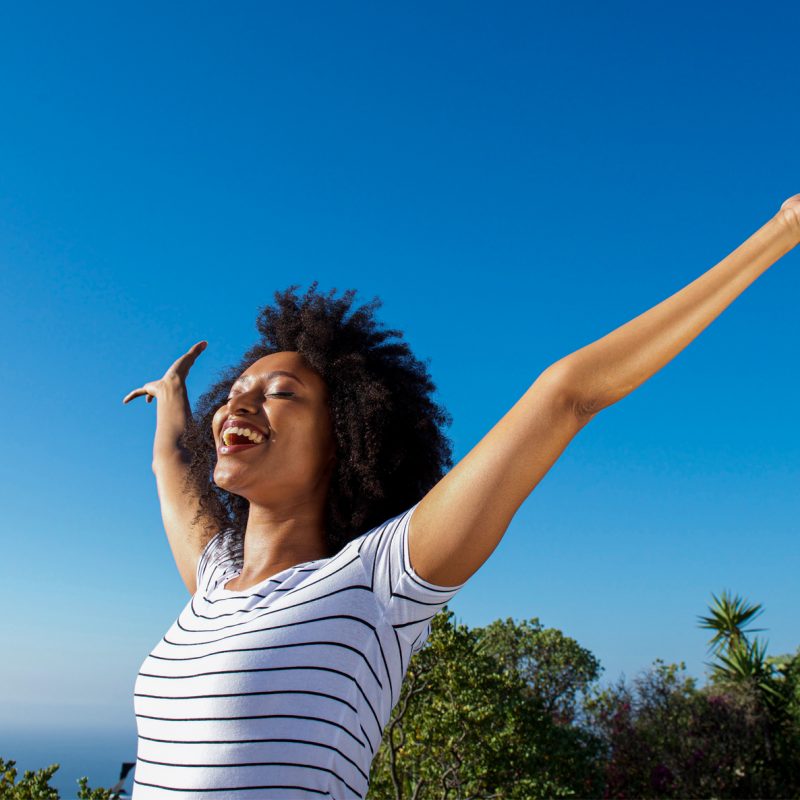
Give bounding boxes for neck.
[238,499,329,580]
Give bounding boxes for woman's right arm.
[123,341,218,595]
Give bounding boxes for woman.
[123,195,799,799]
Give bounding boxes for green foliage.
[0,758,116,800]
[771,645,800,725]
[367,592,800,799]
[696,589,787,714]
[473,616,602,727]
[577,589,800,798]
[367,609,606,799]
[699,588,800,794]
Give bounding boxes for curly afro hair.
[179,281,454,558]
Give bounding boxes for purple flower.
[651,763,674,792]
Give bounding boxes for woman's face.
[211,351,336,506]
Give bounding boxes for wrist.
[157,380,192,415]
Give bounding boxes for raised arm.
[123,340,219,595]
[408,195,800,588]
[561,195,800,416]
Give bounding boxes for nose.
[226,385,264,414]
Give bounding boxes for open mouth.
[219,425,268,453]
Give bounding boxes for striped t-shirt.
[132,501,466,799]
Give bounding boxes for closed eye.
[225,392,294,403]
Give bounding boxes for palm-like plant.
[696,588,768,662]
[696,589,792,769]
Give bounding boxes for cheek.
[302,416,335,458]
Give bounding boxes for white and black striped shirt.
[132,501,466,798]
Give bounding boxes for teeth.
[222,426,265,446]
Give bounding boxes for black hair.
[180,281,454,557]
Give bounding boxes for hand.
[122,340,208,405]
[779,193,800,240]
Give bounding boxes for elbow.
[541,359,606,422]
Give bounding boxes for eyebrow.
[232,370,306,388]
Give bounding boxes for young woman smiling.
[122,194,800,799]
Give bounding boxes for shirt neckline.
[210,558,326,597]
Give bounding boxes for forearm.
[558,209,800,415]
[152,381,194,469]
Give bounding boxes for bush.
[582,660,800,798]
[0,757,117,800]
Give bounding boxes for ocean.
[0,726,138,798]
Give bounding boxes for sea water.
[0,726,137,798]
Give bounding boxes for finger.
[185,339,208,361]
[167,340,207,374]
[168,340,208,377]
[122,387,149,404]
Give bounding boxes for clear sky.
[1,1,799,794]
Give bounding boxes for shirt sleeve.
[356,501,467,654]
[195,527,240,594]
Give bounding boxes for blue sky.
[1,0,799,793]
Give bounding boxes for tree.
[367,609,606,799]
[696,589,800,793]
[576,590,800,798]
[473,616,602,728]
[581,659,789,798]
[696,589,783,709]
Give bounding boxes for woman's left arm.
[409,195,800,589]
[561,194,800,416]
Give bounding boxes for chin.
[212,468,235,493]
